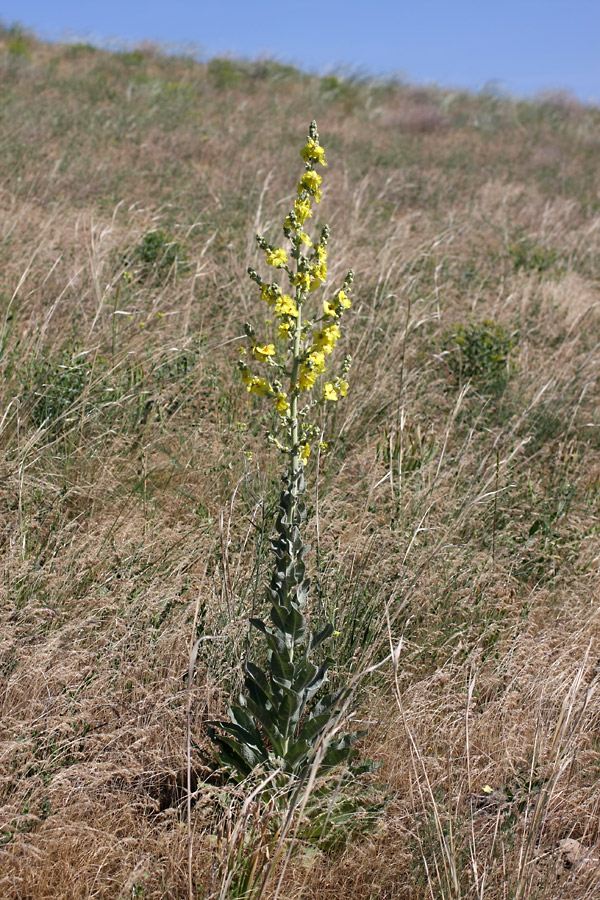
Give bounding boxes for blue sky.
[2,0,599,103]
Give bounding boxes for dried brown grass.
[1,32,600,899]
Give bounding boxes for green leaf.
[270,650,295,687]
[245,696,282,750]
[311,622,333,650]
[291,658,319,693]
[284,738,311,769]
[230,703,261,735]
[271,602,307,645]
[215,734,262,775]
[245,661,270,692]
[297,710,333,744]
[321,746,355,768]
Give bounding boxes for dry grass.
[1,27,600,899]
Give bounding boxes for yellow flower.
[299,171,322,193]
[298,171,323,202]
[266,247,288,268]
[311,260,327,284]
[338,380,349,397]
[274,294,298,318]
[314,323,340,354]
[260,284,276,305]
[278,321,291,338]
[294,197,312,224]
[300,442,310,464]
[246,376,272,397]
[316,245,327,262]
[299,368,317,391]
[252,343,276,362]
[298,351,325,390]
[308,350,326,372]
[293,272,311,292]
[323,382,338,401]
[299,231,312,247]
[275,392,290,415]
[300,139,327,166]
[323,300,337,317]
[337,290,351,309]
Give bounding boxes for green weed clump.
[122,228,190,281]
[22,349,93,433]
[442,318,517,390]
[209,122,376,899]
[508,237,558,273]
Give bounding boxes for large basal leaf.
[297,710,334,745]
[283,738,311,769]
[245,696,283,752]
[218,723,268,761]
[229,703,264,741]
[213,734,261,777]
[291,659,321,695]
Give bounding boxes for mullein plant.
[209,123,374,893]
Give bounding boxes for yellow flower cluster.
[313,322,340,355]
[298,170,323,203]
[275,392,290,415]
[322,378,349,402]
[294,196,312,224]
[242,372,272,397]
[311,244,327,287]
[266,247,288,268]
[241,122,353,460]
[273,294,298,318]
[260,284,277,304]
[292,246,327,295]
[298,350,326,391]
[300,139,327,166]
[252,343,276,362]
[323,289,351,317]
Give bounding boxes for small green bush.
[442,318,516,389]
[63,42,97,58]
[123,229,190,280]
[508,238,557,273]
[7,38,31,59]
[207,57,243,88]
[22,350,92,432]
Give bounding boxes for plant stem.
[289,303,302,488]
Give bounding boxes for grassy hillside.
[1,26,600,899]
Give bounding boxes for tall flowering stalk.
[239,121,352,492]
[209,122,377,900]
[210,122,361,786]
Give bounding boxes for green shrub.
[508,238,557,273]
[207,57,243,88]
[7,38,31,60]
[123,229,190,280]
[63,42,97,58]
[442,318,516,389]
[23,350,92,432]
